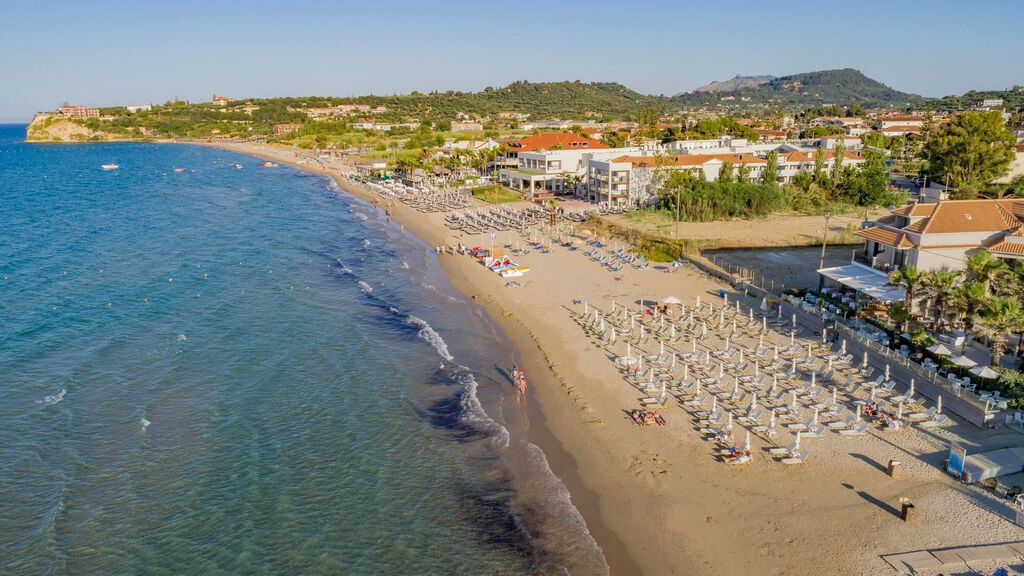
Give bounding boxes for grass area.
[472,185,522,204]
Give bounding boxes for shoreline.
[174,141,1024,576]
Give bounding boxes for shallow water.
[0,127,606,575]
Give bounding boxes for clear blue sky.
[2,0,1022,122]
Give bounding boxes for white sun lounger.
[800,425,827,438]
[839,423,869,436]
[919,414,950,428]
[781,451,809,465]
[907,406,937,421]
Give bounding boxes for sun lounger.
[800,425,826,438]
[838,423,869,436]
[769,440,799,456]
[919,414,950,428]
[683,393,708,407]
[787,414,815,431]
[781,451,809,465]
[640,392,667,406]
[907,406,937,421]
[720,439,750,456]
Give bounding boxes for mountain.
[675,68,924,111]
[690,75,775,93]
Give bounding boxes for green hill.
[920,87,1024,112]
[675,68,923,112]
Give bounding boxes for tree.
[965,249,1006,294]
[636,107,659,128]
[813,145,826,185]
[924,111,1015,198]
[888,301,911,334]
[887,265,925,324]
[718,161,734,184]
[830,140,845,184]
[840,151,900,206]
[736,163,751,184]
[922,269,960,329]
[950,281,987,331]
[762,150,778,186]
[976,296,1023,368]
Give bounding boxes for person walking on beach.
[517,368,526,393]
[512,365,520,389]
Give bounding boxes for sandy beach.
[211,141,1024,576]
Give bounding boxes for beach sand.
[212,142,1024,576]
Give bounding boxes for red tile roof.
[897,199,1022,235]
[504,132,609,152]
[613,153,766,168]
[855,226,915,248]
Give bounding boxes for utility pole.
[675,187,680,241]
[818,212,831,270]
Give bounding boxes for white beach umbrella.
[813,407,819,425]
[832,386,838,404]
[970,365,1000,380]
[732,318,738,333]
[732,379,740,398]
[660,379,666,398]
[745,430,751,450]
[659,340,665,356]
[926,343,954,356]
[791,390,798,409]
[638,354,643,372]
[584,301,588,315]
[749,309,754,323]
[862,351,869,369]
[755,363,760,378]
[701,322,707,337]
[683,364,688,382]
[758,334,764,349]
[726,412,733,430]
[671,354,676,369]
[610,326,616,343]
[719,362,725,378]
[870,387,876,402]
[937,395,942,414]
[827,357,833,370]
[792,313,797,328]
[696,295,701,308]
[739,348,745,364]
[791,358,798,373]
[811,372,816,386]
[841,340,847,355]
[724,293,729,305]
[806,343,813,361]
[725,336,731,350]
[822,329,828,345]
[949,354,977,368]
[777,306,783,321]
[631,315,635,331]
[710,396,716,414]
[640,325,645,340]
[774,345,779,360]
[671,324,676,340]
[719,309,725,326]
[660,316,665,330]
[751,393,758,411]
[771,375,778,394]
[762,316,768,332]
[897,403,904,420]
[790,331,795,346]
[768,411,776,429]
[847,368,853,387]
[695,381,702,396]
[709,302,713,315]
[884,364,890,381]
[795,430,802,449]
[626,342,631,358]
[760,297,768,312]
[705,350,711,366]
[622,307,627,321]
[908,379,915,398]
[599,318,605,333]
[855,406,862,422]
[611,299,616,312]
[691,339,697,353]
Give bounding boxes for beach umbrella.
[732,379,740,398]
[726,412,733,430]
[671,324,677,340]
[631,316,635,331]
[847,368,853,387]
[725,336,731,350]
[792,313,797,328]
[659,340,665,356]
[599,318,605,333]
[640,325,645,340]
[791,358,798,373]
[745,430,751,450]
[768,411,776,429]
[884,364,890,381]
[870,387,876,402]
[705,350,711,366]
[659,379,666,398]
[908,379,915,398]
[724,293,729,305]
[949,354,977,368]
[710,396,716,414]
[927,343,954,356]
[795,430,802,449]
[762,316,767,332]
[736,301,740,313]
[937,395,942,414]
[811,372,816,386]
[771,375,778,394]
[671,354,676,368]
[855,406,862,422]
[897,403,904,420]
[827,357,833,370]
[791,390,798,409]
[748,309,754,323]
[701,322,707,337]
[709,302,713,315]
[841,340,847,356]
[970,365,1000,380]
[638,354,643,372]
[773,345,779,360]
[754,363,760,378]
[760,296,768,312]
[806,343,813,361]
[790,331,795,346]
[660,316,665,330]
[832,386,838,404]
[683,364,688,382]
[626,342,631,358]
[758,334,764,349]
[750,393,758,411]
[719,309,725,326]
[777,306,783,321]
[862,351,868,369]
[813,407,819,425]
[696,295,701,308]
[584,301,588,315]
[611,326,617,341]
[695,381,702,396]
[622,307,627,321]
[822,329,828,345]
[691,339,697,353]
[611,300,616,312]
[718,362,725,378]
[732,318,737,333]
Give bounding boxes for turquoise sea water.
[0,126,606,575]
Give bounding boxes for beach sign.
[947,443,966,479]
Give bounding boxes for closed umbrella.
[774,345,779,360]
[671,324,676,340]
[884,364,890,381]
[768,411,776,430]
[822,329,828,345]
[738,348,744,364]
[760,297,768,312]
[762,316,767,332]
[937,395,943,414]
[841,340,847,355]
[749,309,754,323]
[696,295,701,308]
[611,299,616,312]
[584,301,588,315]
[771,374,778,394]
[862,351,868,369]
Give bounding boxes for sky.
[1,0,1022,122]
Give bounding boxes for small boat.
[174,168,188,173]
[101,163,119,170]
[233,164,243,169]
[259,161,279,168]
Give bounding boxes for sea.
[0,125,607,575]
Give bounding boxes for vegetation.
[471,185,521,204]
[920,86,1024,112]
[923,111,1016,198]
[674,69,924,112]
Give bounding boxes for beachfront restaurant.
[816,262,906,311]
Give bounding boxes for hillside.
[690,75,775,93]
[921,87,1024,111]
[675,68,923,112]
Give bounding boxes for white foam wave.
[361,239,371,248]
[354,213,368,221]
[40,389,66,406]
[453,369,511,449]
[141,417,151,429]
[406,315,453,361]
[176,333,187,341]
[399,260,410,269]
[357,280,373,293]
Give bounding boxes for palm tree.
[966,250,1006,295]
[950,281,987,331]
[923,269,959,329]
[887,265,925,325]
[888,301,911,334]
[976,296,1023,368]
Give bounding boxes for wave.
[141,417,151,429]
[406,314,454,361]
[354,213,368,222]
[357,280,373,293]
[40,389,66,406]
[361,239,371,248]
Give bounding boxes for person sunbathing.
[725,443,741,456]
[630,410,644,426]
[651,412,666,425]
[724,451,752,464]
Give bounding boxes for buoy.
[108,302,112,307]
[290,286,294,290]
[63,271,67,275]
[241,290,245,294]
[197,293,200,297]
[53,306,56,311]
[306,286,310,290]
[268,269,272,274]
[168,278,173,282]
[144,298,148,302]
[203,274,208,279]
[100,269,103,273]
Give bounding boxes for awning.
[817,263,906,303]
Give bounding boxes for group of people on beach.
[512,365,527,394]
[629,409,666,426]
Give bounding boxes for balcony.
[852,250,899,273]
